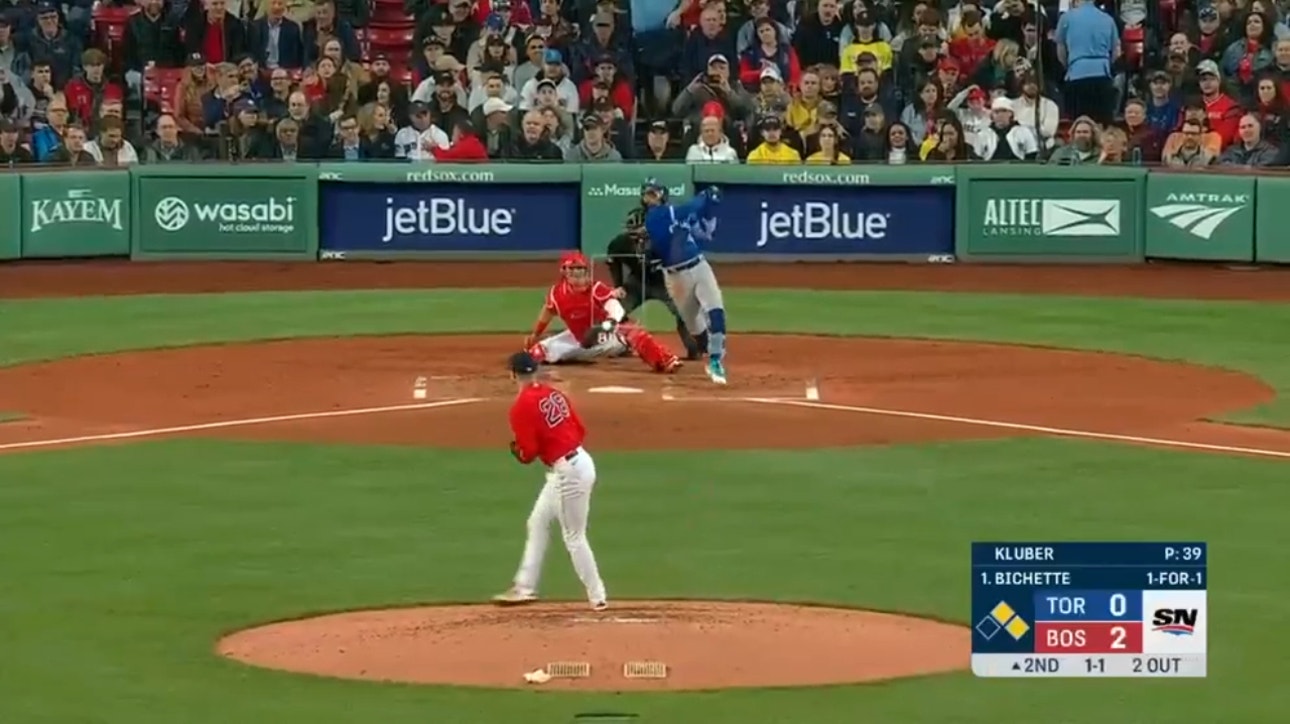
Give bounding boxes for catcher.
[606,209,705,360]
[523,251,683,372]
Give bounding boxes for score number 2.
[1108,593,1127,649]
[539,392,571,428]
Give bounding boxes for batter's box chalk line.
[662,377,820,403]
[546,661,592,678]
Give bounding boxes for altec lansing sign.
[982,199,1122,237]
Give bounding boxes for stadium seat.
[92,5,139,73]
[371,0,410,25]
[365,24,415,52]
[144,66,186,114]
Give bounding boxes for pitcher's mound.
[217,600,969,691]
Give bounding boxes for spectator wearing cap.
[897,34,943,104]
[1010,72,1059,150]
[468,31,517,90]
[0,116,33,163]
[465,12,513,76]
[587,95,631,154]
[26,1,81,88]
[220,97,271,159]
[564,112,621,161]
[947,8,993,79]
[475,96,514,158]
[410,70,468,136]
[519,49,579,112]
[800,99,845,157]
[786,67,824,133]
[173,54,214,137]
[1220,112,1281,166]
[936,57,965,99]
[360,54,411,121]
[0,14,31,84]
[64,49,122,128]
[794,0,844,69]
[739,17,800,91]
[514,33,548,93]
[30,90,68,159]
[673,54,753,126]
[532,0,574,52]
[851,99,887,160]
[893,5,945,67]
[971,95,1038,162]
[948,84,990,147]
[124,0,184,95]
[751,64,790,119]
[638,120,683,161]
[325,111,367,159]
[84,116,139,165]
[235,54,271,101]
[746,114,801,163]
[570,8,633,85]
[1143,69,1181,135]
[577,54,634,118]
[685,112,739,163]
[185,0,249,65]
[1163,49,1196,96]
[303,0,360,65]
[506,108,562,160]
[203,62,249,130]
[738,0,790,55]
[1196,5,1225,61]
[840,10,892,74]
[524,77,573,137]
[469,61,518,113]
[394,99,451,160]
[1197,59,1242,147]
[413,35,454,89]
[142,113,203,162]
[682,4,736,81]
[1054,0,1117,126]
[249,0,306,70]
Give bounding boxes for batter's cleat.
[706,358,727,385]
[662,356,683,373]
[591,600,609,611]
[491,587,538,606]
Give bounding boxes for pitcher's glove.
[509,440,524,462]
[581,320,617,348]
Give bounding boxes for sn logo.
[1151,608,1198,636]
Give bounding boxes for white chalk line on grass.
[0,398,484,452]
[745,398,1290,460]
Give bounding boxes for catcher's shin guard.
[618,321,678,372]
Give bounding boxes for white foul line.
[745,398,1290,460]
[0,398,484,452]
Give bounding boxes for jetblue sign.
[318,182,578,253]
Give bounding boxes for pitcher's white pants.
[512,447,607,604]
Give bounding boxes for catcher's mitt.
[581,320,618,348]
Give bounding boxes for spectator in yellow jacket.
[786,68,825,133]
[805,124,851,164]
[747,115,802,163]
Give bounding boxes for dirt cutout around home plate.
[217,600,970,690]
[0,334,1273,453]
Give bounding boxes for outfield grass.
[0,288,1283,723]
[0,412,23,423]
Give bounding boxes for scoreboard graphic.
[971,542,1207,677]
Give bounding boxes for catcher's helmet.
[625,208,645,230]
[559,251,592,287]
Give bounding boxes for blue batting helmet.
[641,178,668,202]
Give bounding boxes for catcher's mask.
[625,208,646,239]
[560,251,592,288]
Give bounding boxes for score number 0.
[1108,593,1128,649]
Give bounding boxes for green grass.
[1,288,1289,425]
[0,411,23,424]
[0,437,1282,724]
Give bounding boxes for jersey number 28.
[539,392,571,428]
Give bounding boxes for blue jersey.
[642,191,719,268]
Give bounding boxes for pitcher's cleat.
[706,358,727,385]
[591,600,609,612]
[491,587,537,606]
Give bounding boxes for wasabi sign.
[134,175,312,256]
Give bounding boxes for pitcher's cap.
[508,351,540,375]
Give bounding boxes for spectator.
[800,100,843,156]
[793,0,844,69]
[1143,70,1181,135]
[897,36,943,102]
[682,4,736,81]
[739,17,800,91]
[818,62,843,107]
[850,103,886,160]
[235,54,270,102]
[683,111,738,163]
[1168,32,1201,69]
[532,0,574,53]
[1122,98,1164,163]
[1055,0,1117,126]
[173,54,213,137]
[1047,115,1100,165]
[97,89,125,126]
[249,0,306,70]
[185,0,249,65]
[839,66,896,137]
[746,113,800,163]
[469,64,517,113]
[947,9,993,79]
[431,117,489,160]
[217,98,268,159]
[1224,11,1275,100]
[514,33,547,92]
[202,62,248,130]
[27,2,81,88]
[924,114,976,161]
[805,123,849,163]
[1010,73,1058,150]
[985,0,1030,47]
[576,55,633,117]
[1270,38,1290,99]
[84,116,139,165]
[1161,119,1217,168]
[901,78,942,145]
[972,37,1021,96]
[124,0,183,95]
[470,36,515,88]
[587,95,631,154]
[30,91,67,159]
[972,96,1038,161]
[284,89,331,157]
[1020,15,1060,92]
[895,5,946,75]
[786,67,823,133]
[638,119,683,161]
[476,96,514,159]
[303,0,360,65]
[64,49,120,128]
[564,113,620,161]
[1097,125,1128,164]
[143,113,202,162]
[948,84,990,147]
[1198,59,1242,147]
[519,50,579,112]
[261,67,295,120]
[506,108,562,160]
[394,100,450,160]
[1220,113,1280,165]
[840,11,892,75]
[673,54,753,126]
[0,64,33,125]
[321,37,368,91]
[252,0,315,25]
[26,60,57,127]
[303,56,355,123]
[0,13,32,84]
[937,56,965,99]
[334,0,368,29]
[360,54,410,122]
[49,122,94,164]
[571,9,632,85]
[325,111,366,159]
[356,101,396,157]
[416,71,468,135]
[1254,73,1290,148]
[751,64,790,119]
[883,120,919,164]
[540,104,573,150]
[443,0,483,61]
[738,0,791,55]
[0,115,33,163]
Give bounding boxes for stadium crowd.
[0,0,1287,167]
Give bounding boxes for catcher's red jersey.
[545,280,615,341]
[509,382,586,466]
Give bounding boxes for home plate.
[588,386,644,394]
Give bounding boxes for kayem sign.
[319,182,578,255]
